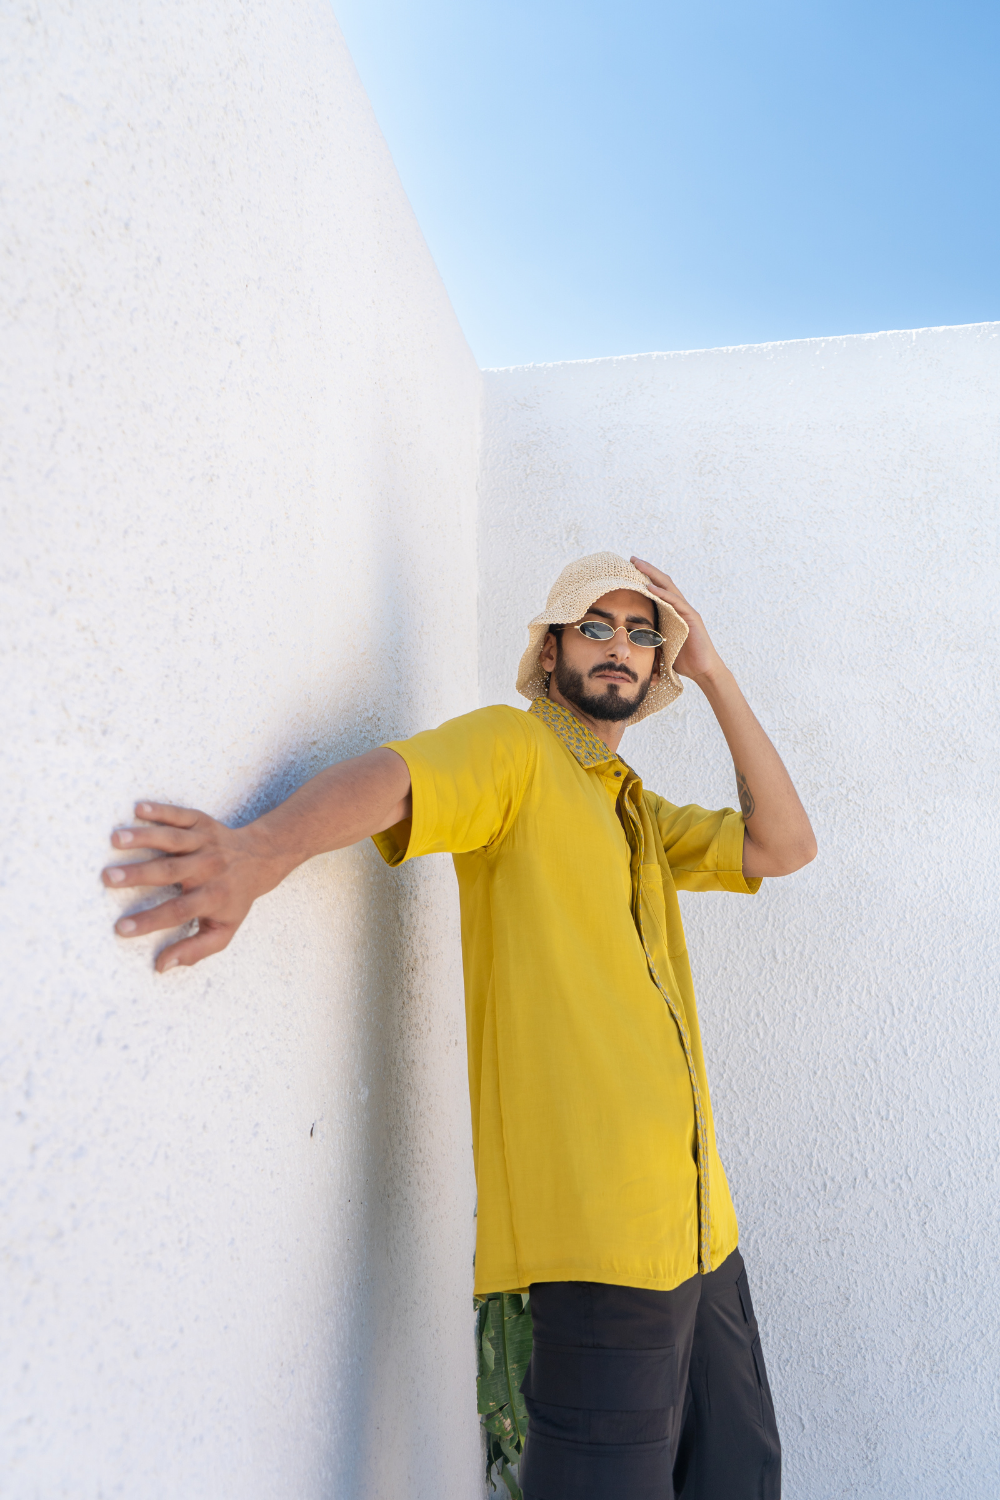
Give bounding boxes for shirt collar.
[529,697,620,769]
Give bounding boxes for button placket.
[622,786,713,1274]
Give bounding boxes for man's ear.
[539,630,558,673]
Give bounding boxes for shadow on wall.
[1,0,482,1492]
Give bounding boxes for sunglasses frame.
[571,619,665,649]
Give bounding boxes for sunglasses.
[570,619,665,649]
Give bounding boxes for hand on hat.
[630,558,725,683]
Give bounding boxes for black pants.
[518,1249,780,1500]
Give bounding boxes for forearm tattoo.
[736,769,755,819]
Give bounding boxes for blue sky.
[333,1,1000,368]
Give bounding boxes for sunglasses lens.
[629,630,665,648]
[578,620,615,640]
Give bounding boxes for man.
[104,552,816,1499]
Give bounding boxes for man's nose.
[605,629,630,659]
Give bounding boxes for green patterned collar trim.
[529,697,617,768]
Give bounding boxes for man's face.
[539,589,660,722]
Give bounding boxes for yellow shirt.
[373,697,761,1295]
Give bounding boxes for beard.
[552,650,654,722]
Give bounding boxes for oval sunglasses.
[562,619,665,649]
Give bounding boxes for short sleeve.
[648,794,762,894]
[371,705,536,867]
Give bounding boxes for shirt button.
[614,771,622,777]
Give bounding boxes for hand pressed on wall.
[103,803,285,971]
[103,747,412,973]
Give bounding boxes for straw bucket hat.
[516,552,689,724]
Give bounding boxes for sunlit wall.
[479,324,1000,1500]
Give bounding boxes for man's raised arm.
[631,556,817,880]
[102,749,412,973]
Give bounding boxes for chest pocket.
[640,862,688,958]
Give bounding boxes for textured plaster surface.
[479,326,1000,1499]
[1,4,482,1497]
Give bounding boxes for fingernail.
[162,957,179,971]
[117,830,134,846]
[138,803,152,816]
[106,868,126,885]
[117,918,137,934]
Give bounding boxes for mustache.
[588,663,639,685]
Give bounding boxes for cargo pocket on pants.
[520,1341,679,1497]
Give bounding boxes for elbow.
[749,832,817,878]
[743,823,818,879]
[777,832,818,876]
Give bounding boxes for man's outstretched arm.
[632,557,817,879]
[103,749,412,972]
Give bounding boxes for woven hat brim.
[515,567,689,726]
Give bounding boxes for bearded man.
[104,552,816,1500]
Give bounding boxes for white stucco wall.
[479,324,1000,1499]
[1,4,482,1497]
[5,4,999,1495]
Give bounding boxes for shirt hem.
[473,1236,740,1298]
